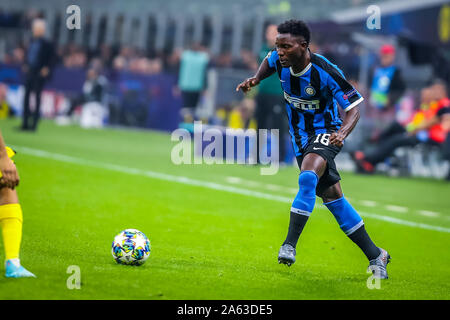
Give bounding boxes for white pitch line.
[16,146,293,204]
[13,145,450,234]
[418,210,440,218]
[358,212,450,234]
[226,176,297,194]
[225,176,242,184]
[223,178,440,218]
[225,178,441,219]
[359,200,378,207]
[385,204,409,213]
[265,184,283,191]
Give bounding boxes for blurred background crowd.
[0,0,449,179]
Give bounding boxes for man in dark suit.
[21,18,54,131]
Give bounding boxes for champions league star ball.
[112,229,151,265]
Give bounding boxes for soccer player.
[0,131,35,277]
[236,20,390,278]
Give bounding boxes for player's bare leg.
[278,153,326,266]
[319,182,390,279]
[0,187,35,278]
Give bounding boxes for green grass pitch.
[0,119,449,300]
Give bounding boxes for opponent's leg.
[320,183,390,279]
[0,187,35,278]
[278,153,326,266]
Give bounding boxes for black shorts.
[296,133,342,195]
[181,91,200,109]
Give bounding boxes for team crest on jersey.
[304,85,315,96]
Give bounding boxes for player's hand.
[236,77,259,93]
[329,131,346,147]
[0,156,19,189]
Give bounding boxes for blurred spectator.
[408,83,450,180]
[178,43,210,122]
[228,98,257,130]
[368,44,405,111]
[0,84,9,119]
[110,46,162,74]
[232,49,258,71]
[148,58,163,74]
[352,80,449,174]
[99,44,113,68]
[255,23,287,164]
[60,43,87,68]
[113,55,127,71]
[1,46,25,65]
[89,56,104,72]
[214,98,257,130]
[65,67,108,117]
[12,47,25,64]
[364,44,407,144]
[165,49,181,75]
[21,18,55,131]
[213,52,233,68]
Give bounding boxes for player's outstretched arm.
[0,131,19,189]
[329,106,360,147]
[236,58,275,93]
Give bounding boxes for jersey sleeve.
[326,68,364,112]
[266,50,279,69]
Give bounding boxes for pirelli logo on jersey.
[284,92,320,111]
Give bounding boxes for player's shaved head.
[277,19,311,45]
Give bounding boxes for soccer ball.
[112,229,151,265]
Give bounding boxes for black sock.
[283,211,309,248]
[347,225,381,260]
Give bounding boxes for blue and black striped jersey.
[266,49,364,155]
